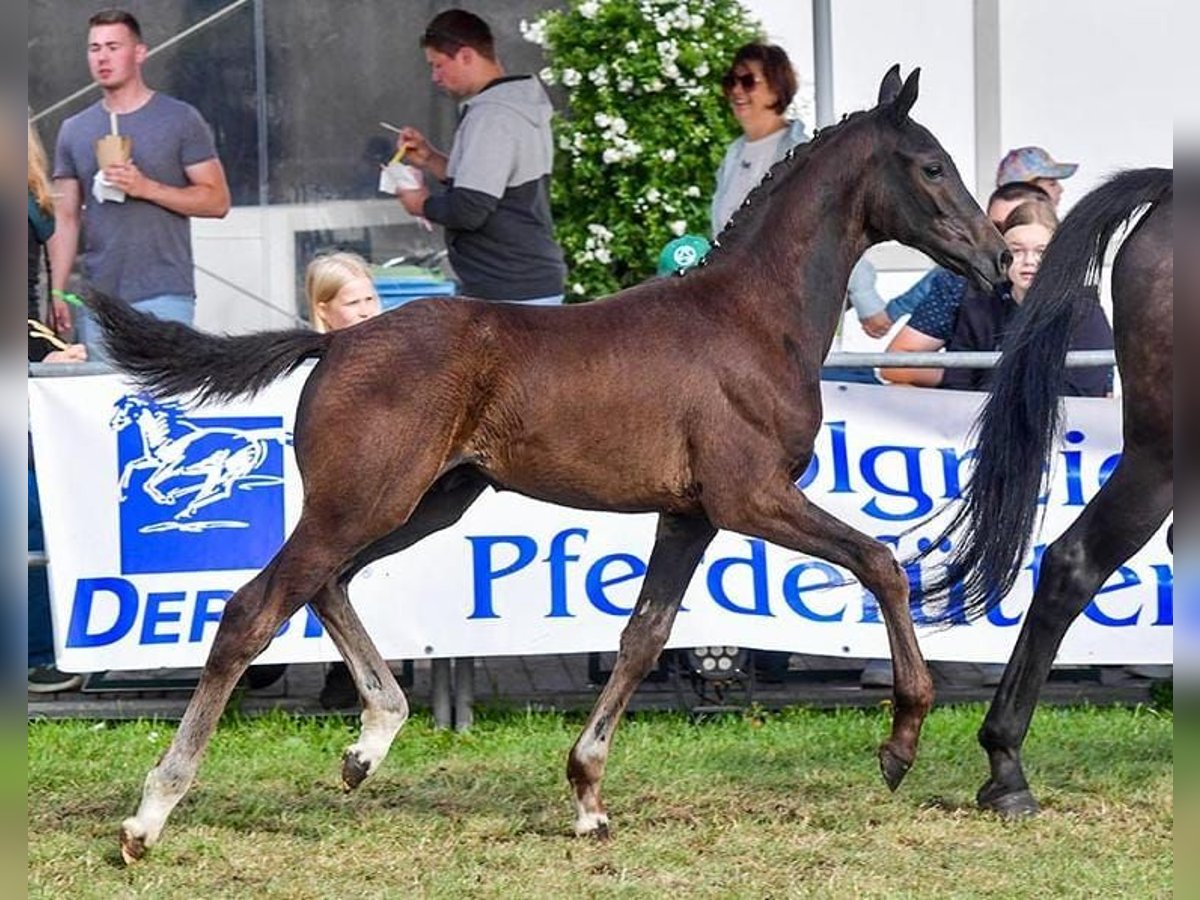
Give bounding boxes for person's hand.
[103,161,151,198]
[397,186,430,217]
[397,127,433,168]
[50,297,73,335]
[43,344,88,364]
[859,310,893,339]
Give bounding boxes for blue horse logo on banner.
[110,394,288,574]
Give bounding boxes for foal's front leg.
[712,475,934,789]
[568,514,715,837]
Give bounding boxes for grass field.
[28,703,1171,898]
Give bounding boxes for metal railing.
[30,350,1116,380]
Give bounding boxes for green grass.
[28,704,1172,898]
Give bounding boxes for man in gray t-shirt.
[48,8,230,351]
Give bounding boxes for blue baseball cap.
[657,234,711,276]
[995,146,1078,186]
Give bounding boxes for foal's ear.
[890,68,921,122]
[877,64,903,105]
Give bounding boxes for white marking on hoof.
[342,707,407,788]
[573,810,610,837]
[119,817,151,865]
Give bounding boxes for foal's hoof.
[119,819,148,865]
[573,811,611,840]
[878,743,914,791]
[977,781,1040,819]
[341,749,371,791]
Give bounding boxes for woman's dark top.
[940,281,1114,396]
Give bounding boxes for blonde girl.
[305,251,382,333]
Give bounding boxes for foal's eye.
[922,163,944,180]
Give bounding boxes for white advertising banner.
[29,372,1172,673]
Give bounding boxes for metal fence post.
[431,658,452,729]
[453,657,474,732]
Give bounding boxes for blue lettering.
[585,553,645,615]
[140,591,184,644]
[938,447,975,501]
[190,590,230,642]
[781,561,845,621]
[66,580,330,648]
[546,528,587,618]
[797,454,818,490]
[1083,565,1141,626]
[66,577,138,648]
[1098,453,1121,489]
[985,598,1022,627]
[1152,564,1173,625]
[707,539,772,616]
[467,535,538,619]
[860,445,932,521]
[1061,430,1086,507]
[827,421,854,493]
[302,604,325,637]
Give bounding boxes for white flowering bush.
[522,0,761,299]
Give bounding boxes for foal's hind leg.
[714,476,934,789]
[310,581,409,789]
[976,449,1171,818]
[568,514,716,837]
[313,469,489,790]
[120,517,344,863]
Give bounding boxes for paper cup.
[95,134,132,168]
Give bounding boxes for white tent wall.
[995,0,1172,208]
[746,0,1173,210]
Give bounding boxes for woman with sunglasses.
[710,43,804,237]
[710,43,891,338]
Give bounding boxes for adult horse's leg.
[568,513,716,837]
[976,446,1172,817]
[119,516,347,863]
[716,476,933,788]
[311,468,490,790]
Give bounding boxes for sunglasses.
[721,72,761,92]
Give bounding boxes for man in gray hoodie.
[395,9,566,303]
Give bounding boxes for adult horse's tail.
[86,290,332,404]
[912,167,1172,620]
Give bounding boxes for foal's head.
[862,66,1010,289]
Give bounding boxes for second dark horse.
[913,166,1173,817]
[94,67,1008,862]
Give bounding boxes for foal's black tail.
[86,290,332,404]
[910,167,1172,621]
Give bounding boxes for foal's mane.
[698,108,875,269]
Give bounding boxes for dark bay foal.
[93,67,1007,862]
